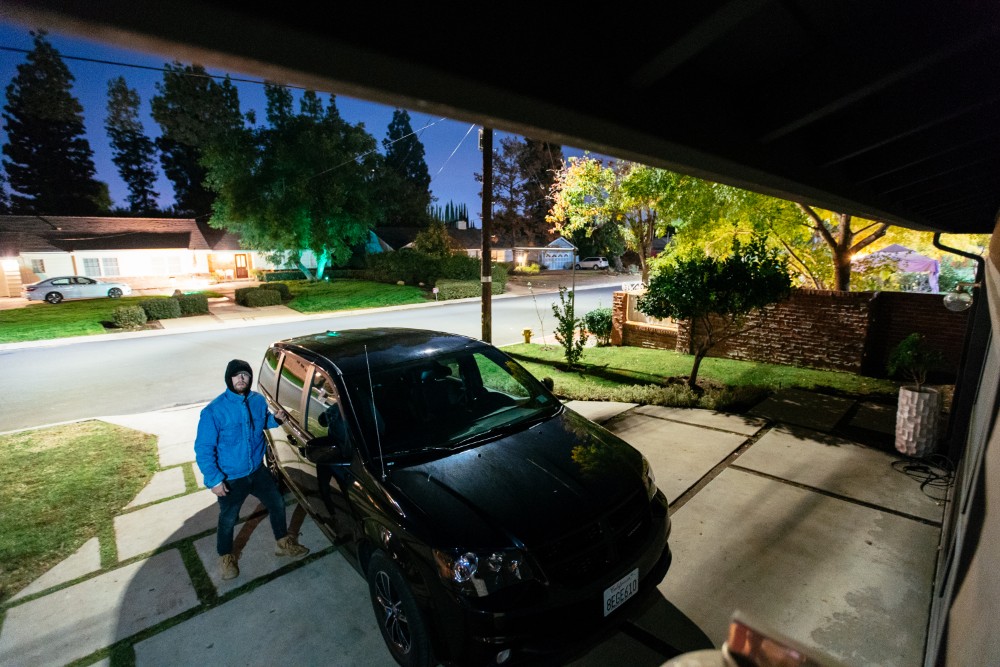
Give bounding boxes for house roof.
[0,216,243,254]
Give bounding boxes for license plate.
[603,568,639,616]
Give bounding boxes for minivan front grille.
[532,490,651,586]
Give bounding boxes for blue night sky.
[0,20,591,223]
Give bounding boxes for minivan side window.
[276,353,310,425]
[305,371,349,444]
[258,347,281,398]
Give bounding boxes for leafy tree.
[203,85,380,280]
[488,136,533,246]
[637,235,792,389]
[662,184,892,292]
[548,156,679,281]
[887,333,944,391]
[2,30,106,215]
[551,286,586,368]
[151,62,244,216]
[413,220,458,258]
[372,109,432,227]
[105,76,159,214]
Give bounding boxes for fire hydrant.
[522,328,532,344]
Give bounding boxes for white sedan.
[22,276,133,304]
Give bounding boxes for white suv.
[575,256,609,270]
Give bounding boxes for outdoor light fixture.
[943,282,980,312]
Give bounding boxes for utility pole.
[480,127,493,343]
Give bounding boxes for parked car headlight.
[433,547,533,597]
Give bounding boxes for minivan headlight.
[433,547,532,597]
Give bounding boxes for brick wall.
[611,288,970,380]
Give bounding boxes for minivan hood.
[387,408,646,548]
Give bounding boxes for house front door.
[234,254,248,279]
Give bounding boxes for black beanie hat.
[225,359,253,392]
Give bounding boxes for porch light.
[943,282,979,312]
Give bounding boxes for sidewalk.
[0,389,950,667]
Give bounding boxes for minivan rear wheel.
[367,551,433,667]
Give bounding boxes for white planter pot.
[895,386,941,457]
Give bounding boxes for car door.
[73,276,101,298]
[300,368,355,538]
[264,351,314,500]
[48,277,77,299]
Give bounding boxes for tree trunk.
[833,249,852,291]
[688,351,706,390]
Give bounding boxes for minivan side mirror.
[304,435,353,465]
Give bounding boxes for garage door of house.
[235,254,248,279]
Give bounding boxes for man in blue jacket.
[195,359,309,580]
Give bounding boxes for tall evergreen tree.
[151,63,244,216]
[374,109,432,227]
[203,85,380,279]
[519,138,563,242]
[105,76,160,214]
[2,30,106,215]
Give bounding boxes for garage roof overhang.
[7,1,1000,234]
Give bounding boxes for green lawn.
[0,295,163,343]
[0,421,157,602]
[284,279,428,312]
[503,343,903,411]
[0,281,429,343]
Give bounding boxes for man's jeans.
[216,465,287,556]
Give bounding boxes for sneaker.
[275,534,310,557]
[219,553,239,580]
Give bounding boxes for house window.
[82,258,101,276]
[101,257,120,276]
[30,259,45,274]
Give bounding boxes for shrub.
[176,293,209,316]
[513,263,540,275]
[140,297,182,320]
[265,282,291,300]
[243,288,282,307]
[583,307,613,346]
[259,269,306,281]
[552,286,586,368]
[887,333,945,390]
[234,287,258,306]
[112,305,147,329]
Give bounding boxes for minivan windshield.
[342,347,558,458]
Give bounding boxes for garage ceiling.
[8,1,1000,234]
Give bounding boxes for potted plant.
[887,333,945,457]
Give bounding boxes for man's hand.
[274,408,287,422]
[211,482,228,497]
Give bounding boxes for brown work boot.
[275,534,309,557]
[219,553,239,580]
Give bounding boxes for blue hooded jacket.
[194,359,280,489]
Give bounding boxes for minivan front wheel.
[367,551,433,667]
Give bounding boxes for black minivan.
[257,328,672,667]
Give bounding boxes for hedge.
[140,297,181,320]
[176,293,209,315]
[113,305,147,329]
[242,288,282,307]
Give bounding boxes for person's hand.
[211,482,228,497]
[274,409,287,422]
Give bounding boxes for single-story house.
[375,220,514,263]
[513,237,576,270]
[0,215,286,297]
